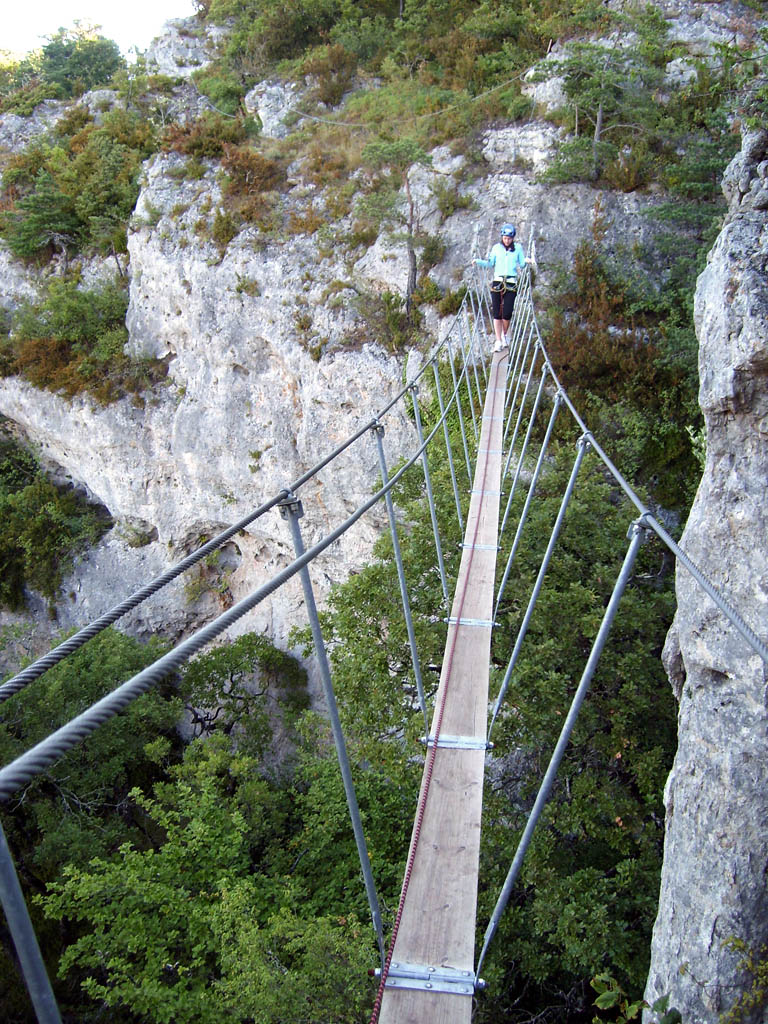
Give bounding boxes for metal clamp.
[277,493,303,519]
[381,961,485,995]
[423,734,493,751]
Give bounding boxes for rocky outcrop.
[645,129,768,1023]
[145,17,229,80]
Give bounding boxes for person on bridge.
[474,224,527,352]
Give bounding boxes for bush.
[0,109,156,263]
[39,29,123,98]
[5,280,167,403]
[0,433,111,608]
[162,112,246,159]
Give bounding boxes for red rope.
[369,351,506,1023]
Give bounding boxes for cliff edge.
[645,128,768,1023]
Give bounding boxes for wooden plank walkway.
[379,350,507,1024]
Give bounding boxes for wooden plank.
[378,352,507,1024]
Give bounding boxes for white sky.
[2,0,197,59]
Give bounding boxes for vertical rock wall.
[645,129,768,1023]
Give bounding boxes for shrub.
[0,433,110,608]
[162,112,246,159]
[301,43,357,107]
[0,109,156,263]
[6,280,167,403]
[39,29,123,98]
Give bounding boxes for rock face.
[645,130,768,1023]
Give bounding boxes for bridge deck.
[379,351,507,1024]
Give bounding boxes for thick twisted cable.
[0,377,457,802]
[0,492,286,703]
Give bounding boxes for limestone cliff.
[645,129,768,1023]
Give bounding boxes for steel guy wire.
[432,360,465,535]
[489,434,590,741]
[501,342,542,500]
[500,360,549,539]
[372,423,430,739]
[278,495,386,968]
[411,386,451,615]
[502,324,536,457]
[476,519,648,979]
[494,389,562,618]
[444,329,474,484]
[0,821,61,1024]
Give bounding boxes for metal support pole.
[458,312,480,439]
[462,309,484,431]
[410,387,451,613]
[467,287,489,384]
[372,424,430,737]
[444,332,473,484]
[502,329,536,456]
[495,390,561,612]
[500,362,548,537]
[476,519,648,979]
[0,819,62,1024]
[506,294,532,390]
[489,436,589,739]
[278,495,385,966]
[432,360,464,534]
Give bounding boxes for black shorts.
[491,286,516,320]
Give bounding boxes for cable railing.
[0,284,490,1024]
[2,250,766,1024]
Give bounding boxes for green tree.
[542,6,671,184]
[39,27,123,98]
[360,138,431,319]
[2,169,81,263]
[178,632,309,755]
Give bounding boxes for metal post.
[495,389,561,611]
[278,494,385,966]
[500,362,548,537]
[461,309,484,433]
[476,519,647,979]
[467,287,489,384]
[372,424,430,737]
[489,436,589,738]
[444,332,473,484]
[410,387,451,613]
[502,329,536,456]
[502,341,540,483]
[0,819,63,1024]
[455,313,479,440]
[432,360,464,534]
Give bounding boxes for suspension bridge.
[0,261,766,1024]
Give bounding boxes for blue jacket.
[476,241,526,280]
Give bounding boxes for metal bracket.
[277,493,304,519]
[423,734,493,751]
[460,543,499,551]
[371,420,385,437]
[445,616,495,628]
[382,961,480,996]
[629,516,652,543]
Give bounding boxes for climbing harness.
[490,275,518,294]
